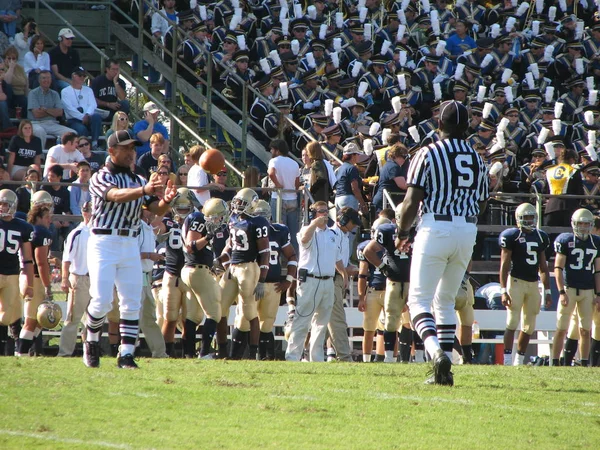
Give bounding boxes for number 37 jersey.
[499,228,549,282]
[554,233,600,290]
[229,215,270,265]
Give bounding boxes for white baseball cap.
[58,28,75,39]
[143,102,160,113]
[343,143,363,155]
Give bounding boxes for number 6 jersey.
[229,215,270,265]
[554,232,600,290]
[499,228,550,282]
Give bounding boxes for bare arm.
[350,178,367,209]
[538,250,552,309]
[554,253,568,307]
[136,116,155,143]
[257,236,270,281]
[299,216,327,245]
[499,248,512,307]
[35,245,51,289]
[21,242,34,298]
[268,166,282,188]
[61,260,71,292]
[357,260,369,312]
[393,176,407,190]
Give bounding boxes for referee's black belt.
[433,214,477,224]
[307,273,333,280]
[92,228,139,237]
[186,264,210,270]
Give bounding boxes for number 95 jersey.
[182,212,214,267]
[554,232,600,290]
[499,228,549,282]
[230,215,270,264]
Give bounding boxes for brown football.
[199,148,226,175]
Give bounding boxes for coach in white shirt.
[268,139,300,252]
[44,131,85,180]
[187,144,224,206]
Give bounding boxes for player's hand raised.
[163,180,178,203]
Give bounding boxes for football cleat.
[571,208,594,240]
[117,353,139,369]
[0,189,18,219]
[426,349,454,386]
[83,341,100,368]
[515,203,537,232]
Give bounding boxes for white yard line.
[0,430,133,449]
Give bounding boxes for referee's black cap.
[439,100,469,128]
[108,130,142,148]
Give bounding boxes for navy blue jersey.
[209,224,229,261]
[31,224,52,277]
[554,233,600,290]
[375,223,411,282]
[163,217,185,276]
[151,241,166,284]
[499,228,549,282]
[182,212,214,267]
[0,218,33,275]
[265,223,291,283]
[357,240,386,289]
[230,215,270,264]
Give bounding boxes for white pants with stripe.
[87,234,143,320]
[408,214,476,324]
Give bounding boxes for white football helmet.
[31,190,54,213]
[37,301,62,329]
[515,203,537,231]
[170,187,199,221]
[0,189,17,220]
[203,198,229,234]
[571,208,595,239]
[231,188,258,216]
[250,199,271,221]
[370,217,391,240]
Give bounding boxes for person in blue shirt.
[373,143,409,212]
[445,20,477,61]
[132,102,170,158]
[68,161,91,216]
[334,142,368,215]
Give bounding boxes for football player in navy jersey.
[499,203,552,366]
[17,204,52,356]
[235,200,297,360]
[216,188,271,360]
[0,190,34,353]
[156,188,198,357]
[363,217,412,363]
[551,209,600,367]
[181,202,223,359]
[357,217,390,362]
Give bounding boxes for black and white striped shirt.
[407,138,489,217]
[89,165,149,230]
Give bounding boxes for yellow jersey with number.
[546,163,576,195]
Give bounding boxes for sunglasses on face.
[217,172,227,176]
[179,172,188,176]
[315,209,328,214]
[472,112,482,117]
[78,142,90,147]
[158,172,169,176]
[118,116,128,121]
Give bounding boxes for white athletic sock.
[384,350,395,362]
[19,329,34,340]
[362,354,371,363]
[514,353,525,366]
[504,353,513,366]
[34,327,42,338]
[414,349,425,362]
[423,335,441,358]
[120,344,135,356]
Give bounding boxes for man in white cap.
[132,101,170,159]
[49,28,81,91]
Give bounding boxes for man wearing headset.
[285,201,347,362]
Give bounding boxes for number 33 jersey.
[182,212,214,267]
[554,233,600,290]
[229,215,270,265]
[499,228,549,282]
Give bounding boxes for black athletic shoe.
[426,349,454,386]
[83,341,100,368]
[117,353,139,369]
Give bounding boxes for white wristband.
[286,274,294,282]
[500,287,507,295]
[545,289,551,295]
[286,296,295,305]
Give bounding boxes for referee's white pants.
[285,277,334,362]
[87,235,143,321]
[408,215,476,325]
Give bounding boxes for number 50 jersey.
[182,212,214,267]
[229,215,270,264]
[499,228,549,282]
[554,232,600,290]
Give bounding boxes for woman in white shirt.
[23,35,50,89]
[13,18,37,66]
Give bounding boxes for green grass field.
[0,358,598,449]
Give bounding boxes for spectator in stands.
[0,0,20,39]
[133,101,169,158]
[42,164,71,251]
[105,110,131,141]
[210,165,234,202]
[6,119,42,180]
[306,141,334,203]
[61,66,102,150]
[0,57,11,130]
[137,132,166,175]
[182,148,192,166]
[187,144,224,206]
[175,164,190,186]
[23,34,49,88]
[157,153,177,183]
[68,160,91,215]
[268,138,300,252]
[49,28,81,91]
[334,143,368,214]
[12,16,35,65]
[151,0,178,55]
[27,70,76,149]
[91,59,129,120]
[44,131,85,181]
[148,163,171,189]
[76,136,104,173]
[3,46,27,112]
[15,166,39,213]
[372,143,409,212]
[0,162,11,189]
[299,145,311,188]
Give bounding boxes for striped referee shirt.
[407,138,489,217]
[88,163,151,230]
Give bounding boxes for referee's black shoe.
[117,353,139,369]
[425,349,454,386]
[83,341,100,368]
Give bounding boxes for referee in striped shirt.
[83,130,177,369]
[395,100,489,386]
